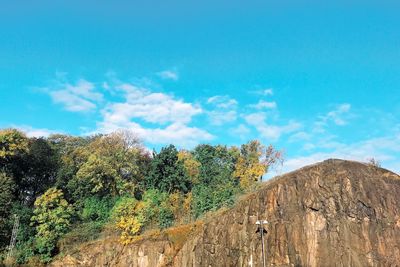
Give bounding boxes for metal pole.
[256,220,268,267]
[261,222,266,267]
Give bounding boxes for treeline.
[0,128,283,264]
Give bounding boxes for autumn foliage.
[0,128,284,263]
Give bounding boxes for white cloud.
[97,83,212,147]
[281,133,400,175]
[231,124,251,139]
[107,83,202,125]
[158,70,179,81]
[48,79,103,112]
[262,88,273,96]
[249,100,277,110]
[207,95,238,109]
[208,110,237,126]
[251,88,274,96]
[289,131,311,142]
[51,90,97,112]
[326,103,351,125]
[14,125,61,138]
[314,103,352,132]
[244,112,301,141]
[206,95,238,125]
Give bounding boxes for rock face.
[51,159,400,267]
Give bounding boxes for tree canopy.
[0,128,284,264]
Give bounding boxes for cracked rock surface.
[51,159,400,267]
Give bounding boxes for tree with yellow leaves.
[30,188,74,262]
[178,150,201,185]
[233,140,283,190]
[0,128,28,160]
[69,130,150,200]
[110,197,144,244]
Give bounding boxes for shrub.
[15,238,35,264]
[141,189,177,229]
[80,196,115,222]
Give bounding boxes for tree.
[193,144,236,185]
[139,189,181,229]
[80,196,115,223]
[264,144,284,172]
[31,188,74,262]
[178,150,201,185]
[367,157,381,168]
[146,145,191,193]
[110,197,144,244]
[67,131,150,200]
[0,129,29,202]
[233,141,284,190]
[0,172,15,248]
[233,140,266,189]
[76,154,119,197]
[49,134,96,194]
[0,128,29,162]
[15,138,59,204]
[191,144,238,217]
[47,134,95,157]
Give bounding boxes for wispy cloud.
[244,112,301,141]
[157,70,179,81]
[206,95,238,125]
[208,110,237,126]
[249,100,277,110]
[288,131,311,143]
[47,79,103,112]
[231,124,251,139]
[314,103,352,132]
[282,133,400,174]
[262,88,273,96]
[279,106,400,175]
[207,95,238,109]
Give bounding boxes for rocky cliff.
[51,159,400,267]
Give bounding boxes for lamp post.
[256,219,268,267]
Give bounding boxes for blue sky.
[1,0,399,174]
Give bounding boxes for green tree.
[11,203,35,264]
[191,144,239,217]
[76,154,119,196]
[68,131,150,200]
[49,134,95,193]
[31,188,74,262]
[80,196,115,223]
[16,138,59,204]
[0,172,15,248]
[146,145,191,193]
[140,189,177,229]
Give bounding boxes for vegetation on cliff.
[0,128,283,264]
